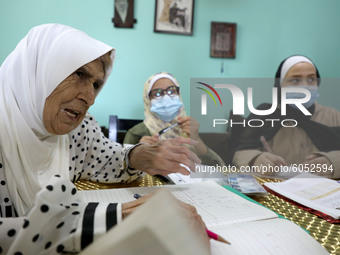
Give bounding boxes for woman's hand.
[129,136,201,176]
[122,190,211,252]
[139,135,159,144]
[304,154,333,177]
[178,116,208,156]
[178,116,199,140]
[176,199,211,251]
[121,192,155,219]
[251,152,287,175]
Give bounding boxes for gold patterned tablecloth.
[75,175,340,255]
[255,177,340,255]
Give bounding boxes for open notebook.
[79,181,328,255]
[264,172,340,220]
[80,189,210,255]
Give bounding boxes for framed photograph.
[210,22,237,58]
[112,0,137,28]
[154,0,194,36]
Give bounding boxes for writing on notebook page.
[79,181,329,255]
[264,173,340,219]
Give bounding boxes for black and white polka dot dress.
[0,114,143,254]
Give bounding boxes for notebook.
[79,181,328,255]
[80,189,210,255]
[264,172,340,220]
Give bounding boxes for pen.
[133,193,142,199]
[158,122,179,136]
[206,229,231,245]
[260,135,273,153]
[179,163,191,173]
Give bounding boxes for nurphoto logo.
[195,80,313,128]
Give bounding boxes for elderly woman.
[232,55,340,178]
[123,72,225,167]
[0,24,208,254]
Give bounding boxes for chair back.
[109,115,143,143]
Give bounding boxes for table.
[75,175,340,255]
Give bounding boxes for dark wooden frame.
[210,22,237,58]
[112,0,137,28]
[154,0,194,36]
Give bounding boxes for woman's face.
[149,78,179,100]
[43,58,105,135]
[153,78,175,90]
[282,62,317,87]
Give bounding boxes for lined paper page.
[79,181,278,227]
[80,189,210,255]
[80,182,328,255]
[265,173,340,219]
[210,218,328,255]
[80,185,157,203]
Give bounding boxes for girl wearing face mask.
[231,55,340,179]
[124,72,225,167]
[276,55,320,110]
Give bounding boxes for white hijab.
[279,56,314,84]
[0,24,114,215]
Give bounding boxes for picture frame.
[154,0,194,36]
[210,22,237,58]
[112,0,137,28]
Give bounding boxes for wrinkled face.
[43,58,105,135]
[282,62,317,87]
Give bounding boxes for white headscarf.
[279,56,314,84]
[143,72,186,139]
[0,24,114,215]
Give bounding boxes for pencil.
[260,135,273,153]
[206,229,231,245]
[158,122,179,136]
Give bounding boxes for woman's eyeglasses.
[149,86,179,99]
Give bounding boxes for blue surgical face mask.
[286,85,319,109]
[150,95,183,122]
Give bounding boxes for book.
[264,172,340,220]
[79,181,328,255]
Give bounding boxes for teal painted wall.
[1,0,340,129]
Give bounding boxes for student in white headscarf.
[0,24,208,254]
[123,72,225,167]
[232,55,340,178]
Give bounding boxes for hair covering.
[143,72,186,139]
[227,55,340,164]
[147,73,178,94]
[274,54,320,88]
[0,23,114,215]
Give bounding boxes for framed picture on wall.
[112,0,137,28]
[154,0,194,35]
[210,22,237,58]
